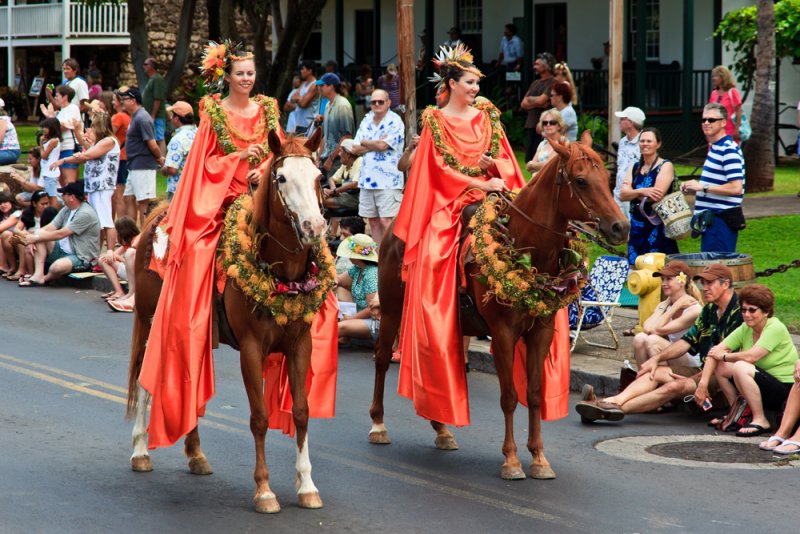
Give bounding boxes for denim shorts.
[45,242,91,273]
[116,159,129,186]
[43,175,60,196]
[154,118,166,141]
[60,149,79,170]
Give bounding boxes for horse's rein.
[555,147,600,224]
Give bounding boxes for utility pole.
[608,0,624,148]
[397,0,417,140]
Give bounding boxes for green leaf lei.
[422,99,503,177]
[219,194,336,325]
[469,192,588,318]
[203,94,280,168]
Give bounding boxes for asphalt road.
[1,281,798,533]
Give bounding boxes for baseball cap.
[166,101,193,118]
[58,181,85,200]
[386,63,398,75]
[340,139,356,154]
[614,106,646,126]
[692,263,734,283]
[448,27,461,34]
[315,73,341,87]
[652,260,691,278]
[116,86,142,102]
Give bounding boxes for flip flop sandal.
[108,299,134,313]
[759,436,785,451]
[6,273,22,281]
[736,423,770,438]
[100,291,116,299]
[772,440,800,456]
[18,279,46,287]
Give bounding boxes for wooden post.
[397,0,417,139]
[608,0,623,148]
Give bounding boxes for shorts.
[753,369,794,411]
[45,242,91,274]
[117,262,127,281]
[116,159,129,186]
[60,149,79,170]
[358,188,403,218]
[43,175,60,197]
[669,365,702,378]
[154,118,166,142]
[88,189,115,228]
[364,318,380,342]
[17,191,33,203]
[124,169,157,201]
[327,191,359,210]
[700,217,738,253]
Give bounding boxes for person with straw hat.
[335,234,380,344]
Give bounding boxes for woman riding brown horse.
[126,125,338,513]
[371,133,628,480]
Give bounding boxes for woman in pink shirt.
[708,65,742,141]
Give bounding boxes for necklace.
[204,94,279,168]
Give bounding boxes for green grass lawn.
[585,216,800,333]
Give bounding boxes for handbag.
[716,395,751,432]
[724,89,751,142]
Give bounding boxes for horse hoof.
[434,435,459,450]
[188,457,213,475]
[298,492,324,509]
[500,464,527,480]
[254,493,281,514]
[530,464,557,480]
[131,456,153,472]
[368,430,392,445]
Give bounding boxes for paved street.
[2,281,798,533]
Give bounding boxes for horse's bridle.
[261,153,324,255]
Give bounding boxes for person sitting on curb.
[576,263,742,422]
[335,233,380,346]
[17,181,100,287]
[98,216,140,311]
[759,359,800,454]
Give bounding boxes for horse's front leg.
[130,385,153,472]
[239,336,280,514]
[525,319,557,480]
[490,327,526,480]
[287,334,323,509]
[184,426,213,475]
[368,308,399,445]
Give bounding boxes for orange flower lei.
[469,192,588,318]
[220,195,336,325]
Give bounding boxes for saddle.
[457,202,491,338]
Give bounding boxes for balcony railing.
[0,1,128,39]
[573,69,713,111]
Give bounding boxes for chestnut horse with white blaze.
[126,129,332,513]
[370,133,629,479]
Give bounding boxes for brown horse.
[126,129,331,513]
[370,134,629,480]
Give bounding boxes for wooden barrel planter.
[667,252,756,288]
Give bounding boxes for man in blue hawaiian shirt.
[162,101,198,201]
[351,89,405,245]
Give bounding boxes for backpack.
[716,395,751,432]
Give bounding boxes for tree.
[715,0,800,191]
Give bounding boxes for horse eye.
[276,175,287,184]
[575,177,588,187]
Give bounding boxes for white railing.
[71,2,128,36]
[0,2,128,39]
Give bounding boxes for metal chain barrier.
[755,259,800,278]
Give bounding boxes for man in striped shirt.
[681,103,745,252]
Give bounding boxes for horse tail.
[125,308,149,419]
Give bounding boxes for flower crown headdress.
[429,44,484,90]
[200,40,255,93]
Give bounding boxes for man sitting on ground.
[576,264,743,422]
[18,181,100,287]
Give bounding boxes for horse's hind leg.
[130,385,153,472]
[185,426,213,475]
[525,322,557,480]
[369,309,400,445]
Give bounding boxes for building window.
[302,18,322,61]
[456,0,482,34]
[630,0,660,61]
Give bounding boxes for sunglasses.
[370,100,386,105]
[741,306,761,314]
[701,117,723,124]
[541,120,559,126]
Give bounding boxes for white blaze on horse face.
[295,435,319,496]
[276,157,326,243]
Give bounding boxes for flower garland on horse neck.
[421,98,503,177]
[469,192,588,318]
[202,94,280,169]
[219,195,336,326]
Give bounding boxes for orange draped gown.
[394,104,570,427]
[139,96,338,449]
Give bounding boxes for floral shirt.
[164,124,198,194]
[354,110,404,190]
[0,116,19,151]
[681,292,742,363]
[348,264,378,311]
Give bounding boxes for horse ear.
[580,130,593,147]
[268,129,282,156]
[304,128,323,153]
[549,137,570,159]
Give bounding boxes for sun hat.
[336,233,378,263]
[340,139,356,154]
[614,106,646,126]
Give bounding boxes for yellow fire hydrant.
[626,252,666,334]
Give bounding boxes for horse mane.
[251,134,314,232]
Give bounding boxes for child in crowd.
[39,118,62,209]
[5,190,58,282]
[99,216,140,313]
[12,148,45,208]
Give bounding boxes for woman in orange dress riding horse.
[139,42,336,449]
[394,45,571,427]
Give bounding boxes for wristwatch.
[702,184,710,194]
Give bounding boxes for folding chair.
[568,255,629,351]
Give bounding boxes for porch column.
[523,0,534,94]
[713,0,722,67]
[62,0,71,63]
[682,0,694,153]
[7,47,14,90]
[373,0,381,66]
[608,0,623,148]
[335,0,343,70]
[635,0,646,108]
